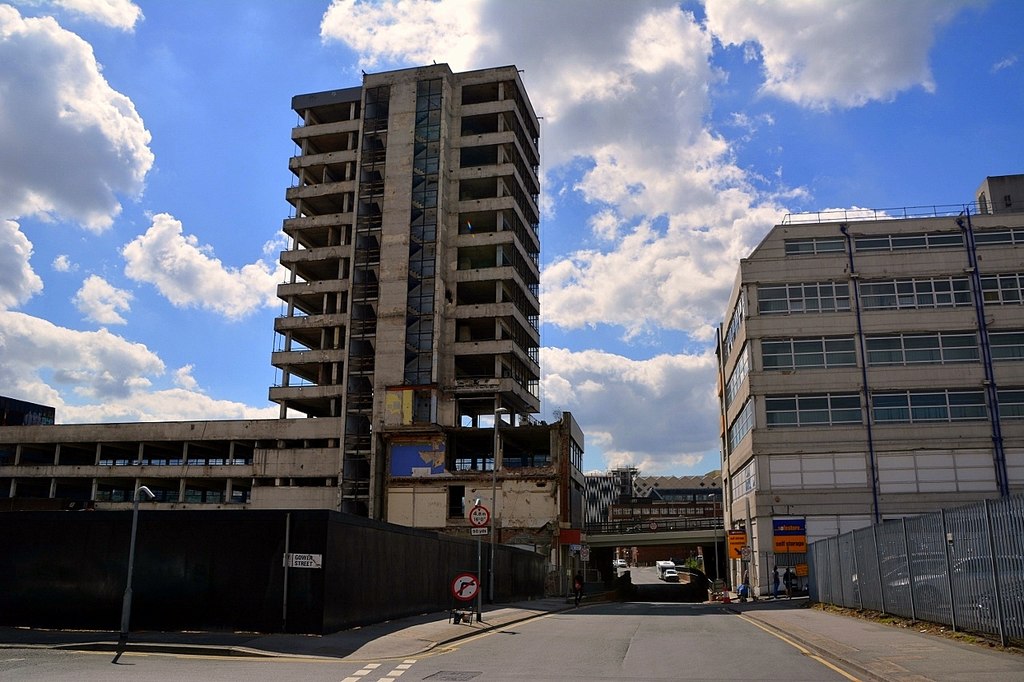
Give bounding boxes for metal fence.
[808,494,1024,647]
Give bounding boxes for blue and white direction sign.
[451,572,480,601]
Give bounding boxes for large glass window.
[998,389,1024,418]
[758,282,850,315]
[722,295,746,360]
[784,237,845,255]
[855,231,962,252]
[981,273,1024,304]
[731,459,756,500]
[975,228,1024,246]
[725,344,750,407]
[762,337,856,370]
[871,390,987,423]
[990,331,1024,360]
[765,393,862,426]
[728,399,754,450]
[860,277,972,310]
[866,332,978,366]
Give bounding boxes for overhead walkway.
[584,517,725,548]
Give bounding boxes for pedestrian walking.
[739,569,751,602]
[772,566,780,599]
[573,571,584,607]
[783,567,793,599]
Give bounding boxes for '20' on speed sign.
[469,504,490,527]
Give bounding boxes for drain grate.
[423,673,482,681]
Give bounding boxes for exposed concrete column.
[49,479,57,498]
[13,443,21,465]
[54,443,61,466]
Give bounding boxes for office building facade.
[716,174,1024,589]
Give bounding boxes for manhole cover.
[423,673,482,681]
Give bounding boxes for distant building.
[0,396,54,427]
[584,466,637,525]
[716,174,1024,590]
[608,473,722,527]
[585,468,722,528]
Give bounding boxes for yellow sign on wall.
[727,529,747,559]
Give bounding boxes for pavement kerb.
[414,601,580,655]
[2,598,586,661]
[0,592,614,661]
[51,641,286,659]
[720,601,888,682]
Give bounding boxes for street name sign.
[284,553,323,569]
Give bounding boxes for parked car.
[952,555,1024,632]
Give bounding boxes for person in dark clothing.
[783,567,793,599]
[573,572,584,607]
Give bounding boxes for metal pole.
[476,536,482,621]
[113,485,153,664]
[489,406,507,603]
[283,512,290,632]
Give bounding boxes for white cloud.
[52,254,75,272]
[588,209,621,242]
[0,219,44,309]
[320,0,483,70]
[0,310,163,400]
[0,5,153,230]
[0,310,278,422]
[173,364,198,391]
[73,274,133,324]
[122,213,284,320]
[53,0,142,30]
[55,388,279,423]
[992,54,1018,73]
[541,346,719,474]
[542,191,785,341]
[704,0,971,109]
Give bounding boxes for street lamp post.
[113,484,154,664]
[489,406,508,603]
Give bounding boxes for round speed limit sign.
[469,504,490,527]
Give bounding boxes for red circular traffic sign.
[451,572,480,601]
[469,504,490,528]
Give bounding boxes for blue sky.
[1,0,1022,476]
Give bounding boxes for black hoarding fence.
[0,510,546,634]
